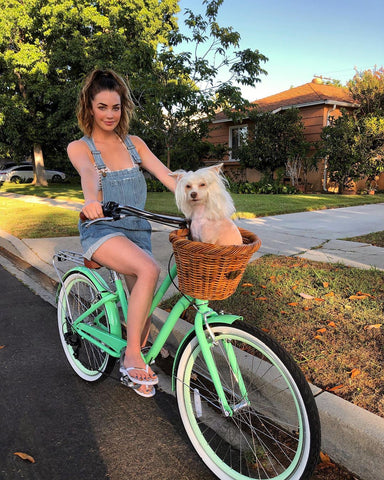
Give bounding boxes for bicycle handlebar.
[80,201,188,229]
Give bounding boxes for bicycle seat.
[84,258,102,269]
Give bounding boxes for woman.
[67,69,176,397]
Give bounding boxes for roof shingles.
[252,82,356,112]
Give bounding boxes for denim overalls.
[78,135,152,260]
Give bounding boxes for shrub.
[146,178,168,192]
[227,178,299,195]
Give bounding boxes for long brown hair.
[77,69,135,137]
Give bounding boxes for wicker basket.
[169,228,261,300]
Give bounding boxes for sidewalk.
[1,193,384,480]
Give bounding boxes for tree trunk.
[32,144,48,187]
[166,145,171,170]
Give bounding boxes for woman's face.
[91,90,121,132]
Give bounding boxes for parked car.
[0,161,17,170]
[0,164,66,184]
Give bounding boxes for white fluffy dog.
[170,163,243,245]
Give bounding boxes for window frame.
[229,125,248,161]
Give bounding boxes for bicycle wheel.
[176,321,320,480]
[57,272,116,381]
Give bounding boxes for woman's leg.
[92,235,160,382]
[124,275,152,348]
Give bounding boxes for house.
[207,79,370,192]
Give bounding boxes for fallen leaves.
[350,368,361,379]
[299,292,314,300]
[364,323,382,330]
[316,328,327,334]
[318,451,336,469]
[324,291,335,297]
[327,384,344,392]
[349,291,375,300]
[14,452,35,463]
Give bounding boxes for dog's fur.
[170,163,243,245]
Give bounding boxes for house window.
[229,126,247,160]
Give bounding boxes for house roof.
[213,80,358,122]
[254,81,357,113]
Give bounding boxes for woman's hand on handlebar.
[81,200,104,220]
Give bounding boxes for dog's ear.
[169,170,186,181]
[208,163,224,174]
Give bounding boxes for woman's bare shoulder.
[67,138,88,154]
[67,139,93,171]
[129,135,146,148]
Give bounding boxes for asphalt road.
[0,265,216,480]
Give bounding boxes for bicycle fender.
[171,314,242,391]
[56,266,111,300]
[56,266,122,338]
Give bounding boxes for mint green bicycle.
[54,202,321,480]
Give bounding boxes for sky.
[177,0,384,100]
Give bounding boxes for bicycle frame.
[57,256,241,415]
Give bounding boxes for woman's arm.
[67,140,104,219]
[130,136,176,193]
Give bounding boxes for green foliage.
[131,0,268,170]
[319,112,384,192]
[0,0,268,175]
[0,0,179,163]
[145,178,168,192]
[236,108,309,179]
[226,177,298,195]
[348,67,384,116]
[317,67,384,193]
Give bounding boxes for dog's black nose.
[190,191,197,199]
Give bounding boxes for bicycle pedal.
[120,375,135,388]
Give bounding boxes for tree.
[0,0,179,184]
[347,67,384,116]
[236,108,309,182]
[131,0,268,170]
[319,67,384,192]
[319,112,384,193]
[0,0,268,177]
[318,114,361,193]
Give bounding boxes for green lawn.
[2,182,384,217]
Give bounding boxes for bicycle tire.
[175,321,320,480]
[57,272,116,381]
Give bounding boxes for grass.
[163,255,384,419]
[2,183,384,238]
[345,230,384,248]
[0,197,80,238]
[2,182,384,216]
[1,182,85,203]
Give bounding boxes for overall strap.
[80,136,106,170]
[123,135,142,165]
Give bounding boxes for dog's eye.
[200,182,206,187]
[186,184,191,189]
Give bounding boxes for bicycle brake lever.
[85,216,115,228]
[102,201,121,219]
